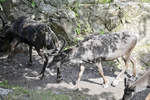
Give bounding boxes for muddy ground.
[0,51,148,100]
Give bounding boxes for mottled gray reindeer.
[122,70,150,100]
[48,32,137,89]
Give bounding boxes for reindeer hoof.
[71,85,81,91]
[56,78,63,83]
[103,84,109,88]
[111,79,119,87]
[36,74,44,80]
[103,81,109,88]
[7,57,12,62]
[75,88,81,91]
[27,62,32,66]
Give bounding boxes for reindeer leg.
[145,93,150,100]
[112,53,130,87]
[7,39,19,61]
[74,64,85,90]
[28,45,32,66]
[36,49,48,79]
[96,62,108,88]
[56,61,63,83]
[51,39,58,53]
[122,56,136,81]
[129,56,137,80]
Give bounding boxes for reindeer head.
[45,26,59,50]
[49,48,71,67]
[48,35,68,65]
[122,78,135,100]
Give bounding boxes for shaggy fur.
[49,32,137,88]
[3,16,63,78]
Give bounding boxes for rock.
[0,88,12,95]
[44,0,76,8]
[39,1,57,15]
[50,9,77,43]
[130,89,150,100]
[80,0,96,4]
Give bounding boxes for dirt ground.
[0,51,147,100]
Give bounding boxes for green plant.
[83,23,92,33]
[96,0,113,4]
[12,86,29,94]
[0,0,5,2]
[7,87,69,100]
[73,1,80,15]
[75,28,80,35]
[0,80,9,88]
[99,30,105,34]
[141,0,150,2]
[69,1,80,17]
[75,23,81,35]
[31,0,36,8]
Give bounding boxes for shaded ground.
[0,51,146,100]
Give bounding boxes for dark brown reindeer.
[0,16,65,79]
[122,70,150,100]
[47,32,137,89]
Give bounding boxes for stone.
[0,88,12,95]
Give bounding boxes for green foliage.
[7,87,69,100]
[0,83,69,100]
[83,23,92,33]
[96,0,113,4]
[75,23,81,35]
[73,1,80,15]
[99,30,105,34]
[0,0,5,3]
[70,1,80,17]
[31,0,36,8]
[141,0,150,2]
[75,28,80,35]
[0,80,9,88]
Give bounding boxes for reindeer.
[145,93,150,100]
[45,32,137,89]
[0,16,65,79]
[122,70,150,100]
